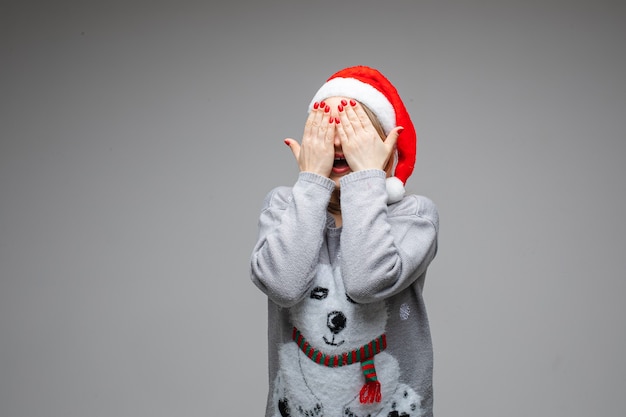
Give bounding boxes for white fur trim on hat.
[386,176,405,204]
[308,77,396,134]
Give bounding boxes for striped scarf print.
[291,327,387,403]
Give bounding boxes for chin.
[330,171,351,187]
[330,176,344,188]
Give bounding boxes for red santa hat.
[309,65,417,203]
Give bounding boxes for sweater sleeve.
[250,172,335,307]
[338,169,439,303]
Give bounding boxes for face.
[323,96,393,188]
[290,263,388,355]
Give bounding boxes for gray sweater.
[251,169,439,417]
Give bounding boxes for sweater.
[250,169,439,417]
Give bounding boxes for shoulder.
[389,194,439,227]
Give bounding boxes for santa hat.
[309,65,417,203]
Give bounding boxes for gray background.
[1,0,625,416]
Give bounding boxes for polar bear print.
[272,264,423,417]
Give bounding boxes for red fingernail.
[349,99,356,106]
[341,99,348,106]
[329,116,334,123]
[284,139,290,146]
[320,101,326,108]
[313,102,320,110]
[324,105,330,113]
[338,104,344,112]
[335,117,340,124]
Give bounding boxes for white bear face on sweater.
[290,264,388,355]
[274,264,423,417]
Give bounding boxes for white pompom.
[386,176,405,204]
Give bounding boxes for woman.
[250,65,439,417]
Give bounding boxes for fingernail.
[335,117,340,124]
[329,117,334,123]
[341,99,348,106]
[313,102,320,110]
[284,139,290,146]
[320,101,326,108]
[349,99,357,106]
[324,105,330,113]
[338,104,344,112]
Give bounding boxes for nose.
[334,132,341,147]
[327,311,346,334]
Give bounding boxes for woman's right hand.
[284,101,336,178]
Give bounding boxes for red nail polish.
[313,102,320,110]
[335,117,340,124]
[329,116,334,123]
[320,101,326,108]
[341,99,348,106]
[324,105,330,113]
[349,99,357,106]
[284,139,290,146]
[338,104,344,112]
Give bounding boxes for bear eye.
[310,287,328,300]
[346,293,358,304]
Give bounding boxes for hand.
[336,100,402,172]
[284,101,336,177]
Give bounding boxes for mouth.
[332,154,350,174]
[323,334,345,347]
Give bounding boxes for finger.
[324,114,337,143]
[384,126,403,151]
[284,138,301,160]
[310,101,329,140]
[337,101,357,141]
[305,101,326,131]
[318,102,333,138]
[320,100,331,127]
[346,99,371,132]
[343,101,374,147]
[336,107,350,144]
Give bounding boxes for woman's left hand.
[336,100,403,172]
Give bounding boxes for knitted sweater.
[250,169,439,417]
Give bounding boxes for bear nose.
[327,311,346,334]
